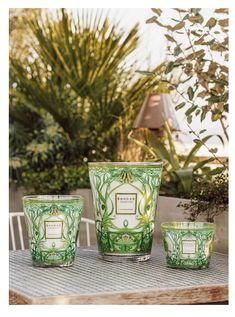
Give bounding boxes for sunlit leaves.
[146,7,228,145]
[10,9,166,191]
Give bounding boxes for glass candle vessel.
[89,162,163,262]
[22,195,84,267]
[161,222,216,269]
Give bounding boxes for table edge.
[9,283,228,305]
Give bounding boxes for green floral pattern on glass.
[89,163,162,258]
[23,196,83,267]
[161,222,216,269]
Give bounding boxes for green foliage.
[147,8,228,141]
[128,120,223,198]
[179,172,228,222]
[22,165,89,194]
[132,8,229,216]
[10,9,163,193]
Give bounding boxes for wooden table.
[9,246,228,305]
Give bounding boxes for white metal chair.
[9,212,95,251]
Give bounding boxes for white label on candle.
[182,239,196,254]
[116,193,137,214]
[44,221,63,239]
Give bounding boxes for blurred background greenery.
[9,9,167,193]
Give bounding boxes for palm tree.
[10,9,164,192]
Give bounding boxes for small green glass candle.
[22,195,84,267]
[89,162,163,262]
[161,222,216,269]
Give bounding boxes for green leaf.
[145,130,179,169]
[165,61,175,74]
[174,168,193,195]
[207,95,221,103]
[194,37,205,45]
[191,9,201,15]
[187,87,194,101]
[219,19,229,27]
[211,112,222,121]
[175,102,186,111]
[193,158,214,171]
[216,134,225,146]
[210,43,227,52]
[224,104,228,112]
[151,8,162,16]
[215,8,229,14]
[164,34,176,42]
[146,17,165,27]
[172,22,185,31]
[136,70,155,76]
[185,105,197,116]
[174,45,182,56]
[191,31,201,37]
[146,16,157,24]
[188,15,204,24]
[197,91,208,98]
[209,148,218,154]
[221,92,228,102]
[171,18,181,23]
[184,135,213,168]
[187,115,192,124]
[127,135,157,158]
[200,111,207,121]
[187,49,205,60]
[209,167,225,176]
[174,9,188,13]
[199,129,207,134]
[206,17,217,28]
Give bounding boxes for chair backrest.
[9,212,95,251]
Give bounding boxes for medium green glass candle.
[89,162,163,262]
[161,222,216,269]
[22,195,84,267]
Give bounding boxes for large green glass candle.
[161,222,216,269]
[88,162,163,262]
[22,195,84,267]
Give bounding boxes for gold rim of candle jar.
[161,222,216,231]
[22,195,84,203]
[88,161,163,168]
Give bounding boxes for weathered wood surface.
[9,246,228,305]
